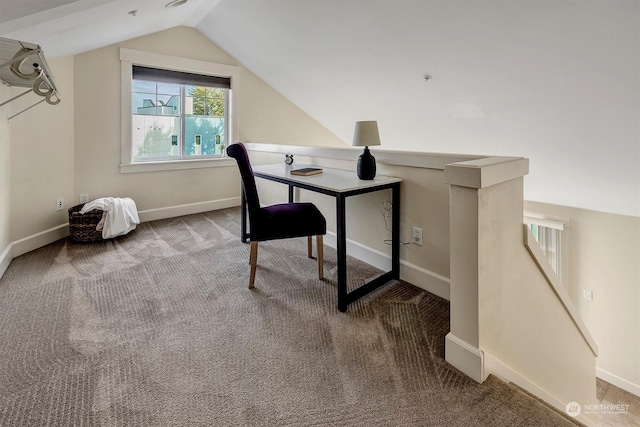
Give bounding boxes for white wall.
[443,158,596,419]
[8,56,75,241]
[200,0,640,218]
[526,201,640,396]
[1,26,346,262]
[73,26,344,214]
[477,178,596,412]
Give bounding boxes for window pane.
[527,222,561,277]
[132,115,180,159]
[133,93,158,115]
[207,88,225,116]
[130,67,230,161]
[157,94,179,116]
[132,80,156,92]
[157,82,180,95]
[184,116,225,157]
[186,86,225,116]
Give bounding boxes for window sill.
[120,157,236,174]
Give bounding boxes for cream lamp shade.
[352,121,381,147]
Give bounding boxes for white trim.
[0,243,13,279]
[524,215,567,231]
[120,49,239,77]
[597,367,640,398]
[484,352,594,426]
[120,57,133,165]
[119,48,240,172]
[445,332,484,383]
[524,225,599,356]
[323,231,391,270]
[1,226,70,280]
[444,157,529,189]
[400,260,450,301]
[244,142,482,171]
[12,224,69,258]
[323,231,450,301]
[0,198,242,280]
[138,197,241,223]
[120,157,236,174]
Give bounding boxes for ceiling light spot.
[423,74,432,82]
[128,10,138,16]
[165,0,188,8]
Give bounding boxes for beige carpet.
[0,208,582,426]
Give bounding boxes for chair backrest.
[226,143,261,218]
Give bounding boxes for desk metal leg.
[339,182,401,312]
[288,185,294,203]
[336,195,348,312]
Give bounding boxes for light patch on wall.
[445,102,486,119]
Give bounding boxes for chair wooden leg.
[317,235,324,280]
[249,241,258,289]
[307,236,313,258]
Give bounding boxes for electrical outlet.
[583,289,593,300]
[412,227,423,246]
[56,197,64,211]
[80,194,89,204]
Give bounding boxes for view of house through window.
[131,65,229,161]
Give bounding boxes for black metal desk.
[240,163,401,312]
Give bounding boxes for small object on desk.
[290,167,323,176]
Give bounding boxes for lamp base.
[357,146,376,180]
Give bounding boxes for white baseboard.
[0,224,70,280]
[12,224,70,258]
[0,243,13,279]
[445,332,484,383]
[597,367,640,398]
[484,352,564,410]
[323,231,450,300]
[0,198,242,281]
[400,260,450,301]
[484,352,594,426]
[137,197,241,222]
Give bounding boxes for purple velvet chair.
[227,143,327,288]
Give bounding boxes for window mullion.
[224,89,229,147]
[180,84,186,158]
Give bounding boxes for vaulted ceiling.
[0,0,222,56]
[1,0,638,216]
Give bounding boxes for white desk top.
[252,164,401,193]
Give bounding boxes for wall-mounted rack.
[0,37,60,120]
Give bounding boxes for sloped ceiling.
[0,0,222,57]
[1,0,638,216]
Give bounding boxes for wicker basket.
[68,204,103,243]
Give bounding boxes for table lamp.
[352,121,381,180]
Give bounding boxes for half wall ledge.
[444,157,529,189]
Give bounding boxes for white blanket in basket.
[80,197,140,239]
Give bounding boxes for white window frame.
[524,214,570,289]
[119,48,239,173]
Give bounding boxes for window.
[120,48,239,173]
[525,215,569,287]
[132,66,230,161]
